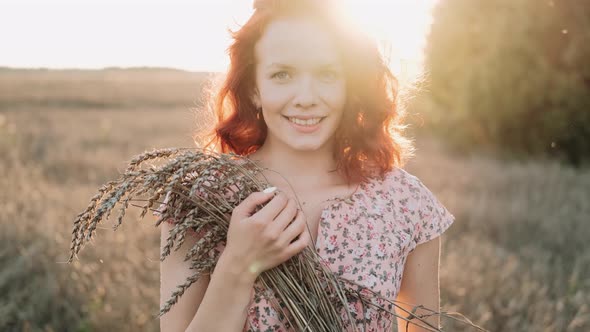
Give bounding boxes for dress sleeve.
[409,178,455,252]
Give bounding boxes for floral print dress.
[157,166,455,332]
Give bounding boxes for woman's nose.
[293,75,317,108]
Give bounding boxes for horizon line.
[0,65,222,74]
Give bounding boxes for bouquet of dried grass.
[68,147,486,332]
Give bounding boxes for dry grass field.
[0,69,588,331]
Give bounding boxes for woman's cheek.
[261,87,294,110]
[322,85,346,110]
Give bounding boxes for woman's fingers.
[284,223,311,258]
[279,210,308,246]
[251,191,289,222]
[232,188,277,220]
[268,197,299,234]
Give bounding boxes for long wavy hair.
[198,0,414,184]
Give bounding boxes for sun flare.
[226,0,438,81]
[1,0,437,78]
[344,0,438,80]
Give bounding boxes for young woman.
[159,1,454,331]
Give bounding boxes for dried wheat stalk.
[67,147,487,332]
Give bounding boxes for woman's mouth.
[282,115,326,133]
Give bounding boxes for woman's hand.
[222,187,310,279]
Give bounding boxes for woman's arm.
[159,187,308,331]
[159,221,255,332]
[394,237,441,332]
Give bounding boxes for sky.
[0,0,437,75]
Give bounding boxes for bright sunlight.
[0,0,437,78]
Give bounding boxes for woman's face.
[253,16,346,153]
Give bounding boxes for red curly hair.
[200,0,413,184]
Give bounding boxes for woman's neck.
[247,144,343,187]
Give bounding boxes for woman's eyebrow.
[268,62,295,69]
[317,63,342,70]
[267,62,341,70]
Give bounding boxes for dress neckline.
[230,154,373,252]
[313,177,370,252]
[235,154,366,204]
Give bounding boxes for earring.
[256,108,262,120]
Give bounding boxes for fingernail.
[263,186,277,194]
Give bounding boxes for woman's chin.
[285,138,328,152]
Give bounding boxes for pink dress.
[156,166,455,332]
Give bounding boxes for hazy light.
[0,0,436,76]
[344,0,437,81]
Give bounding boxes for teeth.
[288,117,322,126]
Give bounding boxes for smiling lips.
[287,117,322,126]
[283,115,326,124]
[283,115,326,133]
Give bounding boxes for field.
[0,69,588,331]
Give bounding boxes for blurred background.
[0,0,588,331]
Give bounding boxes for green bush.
[421,0,590,166]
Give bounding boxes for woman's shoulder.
[152,153,254,219]
[366,166,448,211]
[369,166,424,193]
[367,166,455,249]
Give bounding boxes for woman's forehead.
[254,17,342,69]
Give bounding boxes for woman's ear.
[251,90,261,109]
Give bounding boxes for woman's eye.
[320,70,339,81]
[271,71,291,80]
